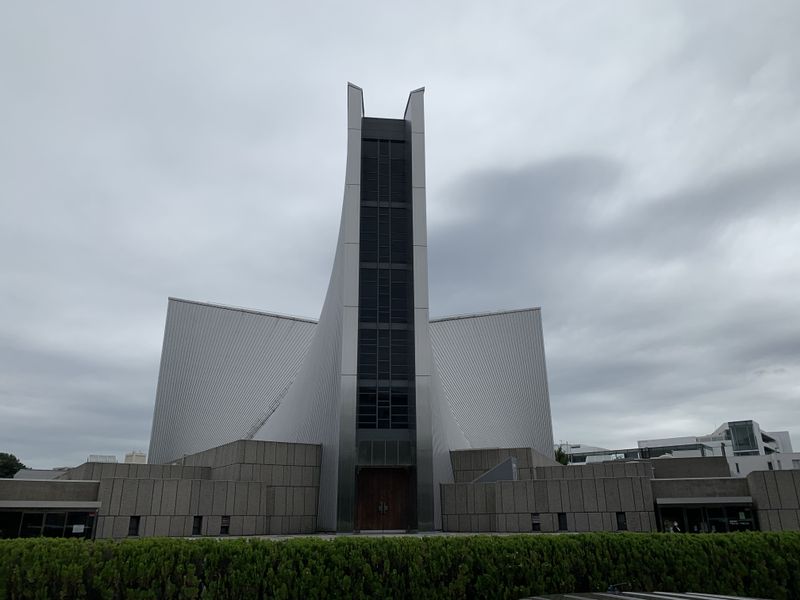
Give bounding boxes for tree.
[0,452,26,478]
[554,445,569,466]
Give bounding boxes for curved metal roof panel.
[429,308,554,459]
[148,298,316,464]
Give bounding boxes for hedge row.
[1,533,799,599]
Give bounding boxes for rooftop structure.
[563,419,800,478]
[86,455,117,464]
[124,452,147,465]
[638,420,793,457]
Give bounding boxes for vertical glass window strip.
[377,270,391,322]
[390,208,410,263]
[390,140,407,203]
[358,387,378,429]
[357,328,377,378]
[377,329,391,380]
[360,206,378,263]
[378,207,391,263]
[390,389,409,428]
[377,388,391,429]
[358,268,378,323]
[390,270,410,324]
[357,133,414,430]
[390,330,409,379]
[378,141,391,198]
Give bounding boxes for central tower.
[340,85,435,531]
[347,89,433,531]
[255,85,436,532]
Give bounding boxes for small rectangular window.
[768,462,774,470]
[220,516,230,535]
[735,462,740,473]
[192,516,202,536]
[616,512,627,531]
[128,516,140,537]
[557,512,568,531]
[531,513,541,532]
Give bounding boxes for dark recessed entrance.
[0,510,96,539]
[356,467,411,531]
[657,504,757,533]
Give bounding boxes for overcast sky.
[2,2,799,468]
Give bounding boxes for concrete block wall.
[451,453,652,483]
[441,475,656,533]
[61,440,323,539]
[450,448,537,483]
[534,461,650,481]
[747,470,800,531]
[210,441,321,487]
[650,456,730,479]
[58,463,209,481]
[0,479,99,502]
[651,477,749,500]
[94,477,319,538]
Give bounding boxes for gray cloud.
[0,337,156,467]
[428,155,623,314]
[429,153,800,450]
[608,159,800,259]
[1,1,799,466]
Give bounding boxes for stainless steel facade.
[148,86,555,531]
[429,309,555,459]
[251,84,365,532]
[148,299,315,465]
[406,88,436,531]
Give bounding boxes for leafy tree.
[0,452,26,478]
[554,445,569,465]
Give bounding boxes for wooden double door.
[355,467,412,531]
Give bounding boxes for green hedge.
[1,533,798,599]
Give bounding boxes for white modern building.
[563,420,799,478]
[638,420,799,478]
[148,85,555,532]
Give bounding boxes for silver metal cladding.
[148,299,315,465]
[147,86,555,534]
